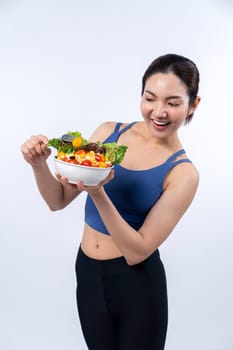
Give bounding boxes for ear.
[187,96,201,117]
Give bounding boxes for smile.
[152,119,170,126]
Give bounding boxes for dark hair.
[141,53,200,124]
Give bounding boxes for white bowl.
[54,158,113,186]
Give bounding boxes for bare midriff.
[81,223,123,260]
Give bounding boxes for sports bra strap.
[118,121,137,137]
[169,159,192,167]
[167,149,185,162]
[104,121,137,143]
[166,149,192,167]
[112,122,122,134]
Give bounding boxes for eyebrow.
[144,90,182,100]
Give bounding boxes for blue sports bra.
[84,122,191,235]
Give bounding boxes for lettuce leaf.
[47,138,62,150]
[104,142,128,165]
[47,138,75,153]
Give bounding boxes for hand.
[54,173,83,192]
[21,135,51,167]
[55,169,115,194]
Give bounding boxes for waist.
[77,244,161,270]
[81,223,123,260]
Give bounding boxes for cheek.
[140,101,145,115]
[140,101,150,115]
[174,106,189,118]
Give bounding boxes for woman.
[21,53,201,350]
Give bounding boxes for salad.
[48,131,128,168]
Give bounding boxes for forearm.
[90,188,147,265]
[32,161,81,210]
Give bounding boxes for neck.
[139,121,183,150]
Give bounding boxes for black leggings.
[75,247,168,350]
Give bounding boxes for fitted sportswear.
[84,121,191,235]
[76,245,168,350]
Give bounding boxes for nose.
[152,102,167,118]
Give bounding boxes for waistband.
[77,245,160,269]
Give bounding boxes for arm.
[21,135,82,211]
[32,161,82,211]
[85,163,199,265]
[20,122,118,210]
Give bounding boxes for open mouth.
[151,119,170,127]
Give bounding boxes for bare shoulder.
[88,122,116,143]
[88,121,128,143]
[165,162,200,194]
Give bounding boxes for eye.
[168,102,179,107]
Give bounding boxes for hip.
[75,245,167,306]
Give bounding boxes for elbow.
[48,206,59,212]
[47,203,65,211]
[124,234,152,266]
[124,244,157,266]
[125,258,140,266]
[48,205,60,212]
[124,252,149,266]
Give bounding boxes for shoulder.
[88,121,128,143]
[88,122,116,143]
[164,161,199,194]
[157,162,199,219]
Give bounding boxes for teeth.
[153,119,168,126]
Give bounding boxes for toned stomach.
[80,223,123,260]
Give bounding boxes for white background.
[0,0,233,349]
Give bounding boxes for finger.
[21,137,42,158]
[99,169,115,186]
[30,135,47,155]
[28,139,39,157]
[55,173,83,191]
[38,136,50,155]
[108,169,115,180]
[42,146,51,157]
[76,180,85,191]
[79,169,115,191]
[59,175,81,191]
[55,173,71,186]
[55,172,62,181]
[21,141,37,159]
[37,135,49,145]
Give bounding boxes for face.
[140,72,197,140]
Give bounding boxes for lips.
[151,119,170,127]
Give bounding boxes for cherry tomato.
[62,157,69,162]
[95,154,102,162]
[81,159,92,166]
[69,159,79,164]
[75,149,86,156]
